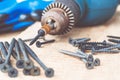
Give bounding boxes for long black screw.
[18,38,34,70]
[4,42,17,60]
[107,35,120,39]
[24,41,54,78]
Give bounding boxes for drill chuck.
[42,2,75,35]
[41,0,119,35]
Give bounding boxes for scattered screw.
[24,41,54,77]
[36,39,55,48]
[92,49,119,54]
[107,35,120,39]
[108,39,120,43]
[79,45,112,51]
[76,50,94,62]
[97,44,120,51]
[18,38,34,70]
[69,38,91,46]
[59,49,94,62]
[23,37,44,42]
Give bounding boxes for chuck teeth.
[42,2,75,35]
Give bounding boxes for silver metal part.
[42,2,75,35]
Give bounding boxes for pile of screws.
[0,38,54,78]
[59,36,120,69]
[69,37,120,54]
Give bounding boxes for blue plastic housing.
[0,0,53,32]
[75,0,119,26]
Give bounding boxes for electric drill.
[30,0,120,45]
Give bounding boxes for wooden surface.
[0,6,120,80]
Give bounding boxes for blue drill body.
[0,0,120,33]
[75,0,119,26]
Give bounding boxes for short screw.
[18,38,34,70]
[24,41,54,77]
[36,39,55,48]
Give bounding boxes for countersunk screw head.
[24,60,34,70]
[86,62,94,69]
[8,68,18,78]
[30,66,40,76]
[94,58,100,66]
[16,60,25,69]
[1,64,9,73]
[45,68,54,77]
[36,41,42,48]
[23,68,31,75]
[87,54,94,62]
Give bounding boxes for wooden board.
[0,6,120,80]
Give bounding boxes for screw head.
[30,66,40,76]
[94,58,101,66]
[0,59,5,64]
[8,68,18,78]
[36,41,42,48]
[23,68,31,75]
[24,60,34,70]
[1,64,9,73]
[87,54,94,62]
[45,68,54,77]
[16,60,25,69]
[86,62,94,69]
